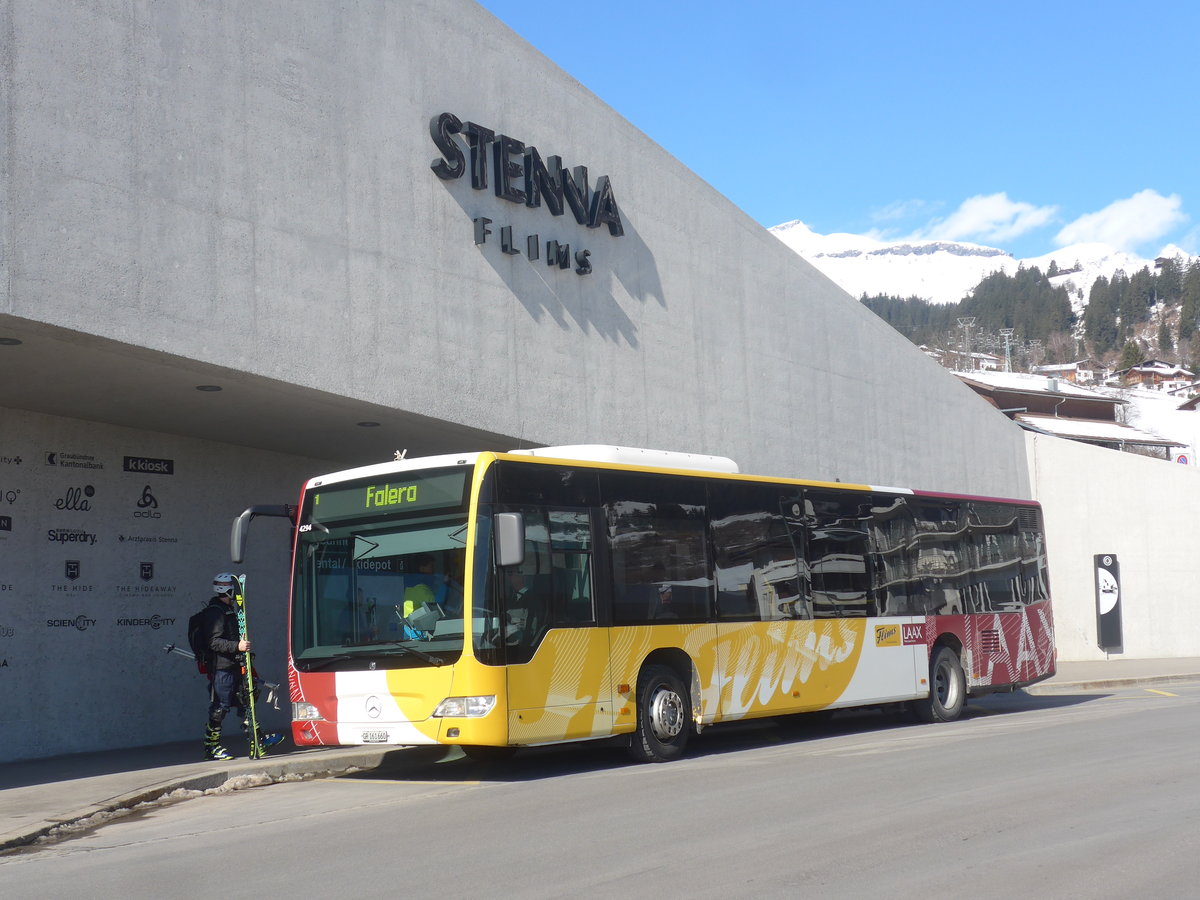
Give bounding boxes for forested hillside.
[862,257,1200,373]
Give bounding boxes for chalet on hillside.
[955,371,1183,457]
[1108,359,1195,392]
[1032,359,1107,384]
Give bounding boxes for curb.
[0,746,402,854]
[1024,673,1200,695]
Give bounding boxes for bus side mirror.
[494,512,525,567]
[230,505,295,563]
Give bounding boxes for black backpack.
[187,606,211,675]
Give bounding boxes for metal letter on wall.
[1094,554,1122,652]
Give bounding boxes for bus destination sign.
[311,470,467,522]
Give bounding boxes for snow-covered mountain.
[770,219,1194,309]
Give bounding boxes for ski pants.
[207,668,243,729]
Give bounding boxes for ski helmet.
[212,572,237,597]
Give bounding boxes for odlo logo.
[134,485,161,519]
[54,485,94,512]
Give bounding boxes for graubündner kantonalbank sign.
[429,112,624,275]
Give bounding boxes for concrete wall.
[1,0,1031,498]
[0,1,1053,761]
[1027,432,1200,660]
[0,407,325,762]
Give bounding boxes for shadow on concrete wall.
[444,186,664,348]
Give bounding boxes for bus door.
[501,507,615,745]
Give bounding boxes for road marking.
[1145,688,1178,697]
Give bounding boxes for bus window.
[866,494,930,615]
[804,491,874,618]
[601,471,711,624]
[494,505,596,664]
[966,503,1022,613]
[709,481,808,621]
[1018,507,1050,607]
[912,500,968,616]
[547,509,595,624]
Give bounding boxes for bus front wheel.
[629,664,691,763]
[912,645,966,723]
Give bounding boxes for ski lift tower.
[1000,328,1016,372]
[957,317,976,371]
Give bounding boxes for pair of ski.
[231,575,265,759]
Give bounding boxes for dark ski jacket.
[200,597,242,672]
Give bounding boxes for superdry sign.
[429,112,624,276]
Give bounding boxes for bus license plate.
[361,730,389,743]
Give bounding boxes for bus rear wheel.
[912,645,966,723]
[629,664,691,763]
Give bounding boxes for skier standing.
[199,573,283,760]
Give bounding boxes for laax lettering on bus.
[364,484,419,508]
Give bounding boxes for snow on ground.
[1103,386,1200,461]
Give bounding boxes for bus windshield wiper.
[335,639,447,666]
[299,642,445,669]
[297,653,358,671]
[374,641,446,666]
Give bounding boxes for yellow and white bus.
[233,445,1056,762]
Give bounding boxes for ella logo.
[54,485,94,511]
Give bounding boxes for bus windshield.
[290,467,471,670]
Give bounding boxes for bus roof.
[302,446,1038,507]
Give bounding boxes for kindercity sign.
[429,112,624,276]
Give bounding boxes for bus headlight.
[293,702,325,721]
[432,696,496,718]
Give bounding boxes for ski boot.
[242,720,285,754]
[203,724,234,761]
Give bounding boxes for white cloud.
[870,199,937,224]
[1054,190,1187,252]
[908,193,1058,244]
[1177,225,1200,256]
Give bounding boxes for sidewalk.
[3,657,1199,854]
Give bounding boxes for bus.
[232,445,1055,763]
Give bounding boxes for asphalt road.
[2,683,1197,898]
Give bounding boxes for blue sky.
[476,0,1198,260]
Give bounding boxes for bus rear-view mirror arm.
[231,504,296,563]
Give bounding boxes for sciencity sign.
[429,112,624,275]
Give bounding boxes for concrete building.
[2,0,1199,762]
